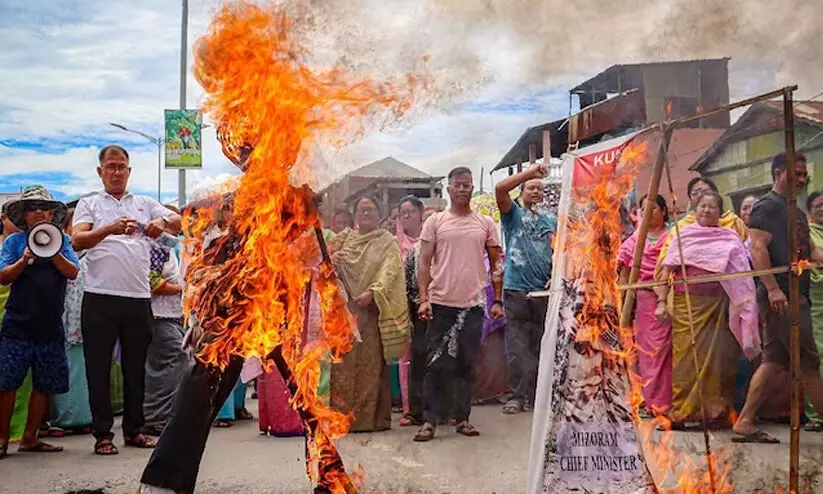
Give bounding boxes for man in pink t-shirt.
[413,167,503,442]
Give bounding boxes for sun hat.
[6,185,68,230]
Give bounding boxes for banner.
[526,130,659,494]
[164,109,203,169]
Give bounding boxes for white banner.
[526,130,659,494]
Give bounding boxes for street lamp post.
[109,1,193,206]
[179,0,189,209]
[109,123,164,201]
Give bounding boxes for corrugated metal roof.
[345,156,434,180]
[492,118,569,172]
[691,100,823,171]
[763,100,823,124]
[568,89,645,142]
[570,58,730,93]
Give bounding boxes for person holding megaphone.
[0,185,79,459]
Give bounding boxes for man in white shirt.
[72,145,181,455]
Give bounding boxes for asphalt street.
[2,404,822,493]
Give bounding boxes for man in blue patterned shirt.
[495,164,556,415]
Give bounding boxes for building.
[690,100,823,212]
[320,156,445,217]
[568,58,731,145]
[493,59,731,212]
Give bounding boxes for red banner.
[571,139,634,188]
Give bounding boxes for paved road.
[1,404,822,493]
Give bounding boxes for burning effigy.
[140,2,429,493]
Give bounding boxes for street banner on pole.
[165,109,203,169]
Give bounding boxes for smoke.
[286,0,823,100]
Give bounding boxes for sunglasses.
[25,201,53,212]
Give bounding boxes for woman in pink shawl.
[654,191,760,428]
[395,195,426,426]
[618,194,672,417]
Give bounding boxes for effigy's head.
[217,122,255,171]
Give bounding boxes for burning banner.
[140,2,429,493]
[526,132,659,493]
[526,128,740,493]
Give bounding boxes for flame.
[565,136,737,493]
[566,140,647,343]
[794,259,812,276]
[665,99,673,120]
[186,2,429,492]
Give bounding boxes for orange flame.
[186,3,429,492]
[794,259,812,276]
[665,99,673,121]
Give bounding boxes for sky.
[0,0,814,204]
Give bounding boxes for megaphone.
[27,222,64,261]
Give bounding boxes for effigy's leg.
[140,356,244,493]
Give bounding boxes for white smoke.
[289,0,823,100]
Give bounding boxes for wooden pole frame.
[618,86,801,347]
[783,88,801,494]
[618,124,673,329]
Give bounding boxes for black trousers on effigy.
[140,355,244,494]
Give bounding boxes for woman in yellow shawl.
[329,195,409,432]
[671,177,748,241]
[654,191,757,429]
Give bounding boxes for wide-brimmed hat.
[6,185,68,230]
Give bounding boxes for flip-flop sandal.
[399,414,422,427]
[142,424,166,437]
[502,399,523,415]
[455,422,480,437]
[94,438,119,455]
[18,441,63,453]
[413,424,435,442]
[731,430,780,444]
[39,423,66,438]
[235,408,254,421]
[124,434,157,449]
[214,419,234,428]
[804,422,823,432]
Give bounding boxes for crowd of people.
[0,144,557,467]
[1,144,821,475]
[620,151,823,443]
